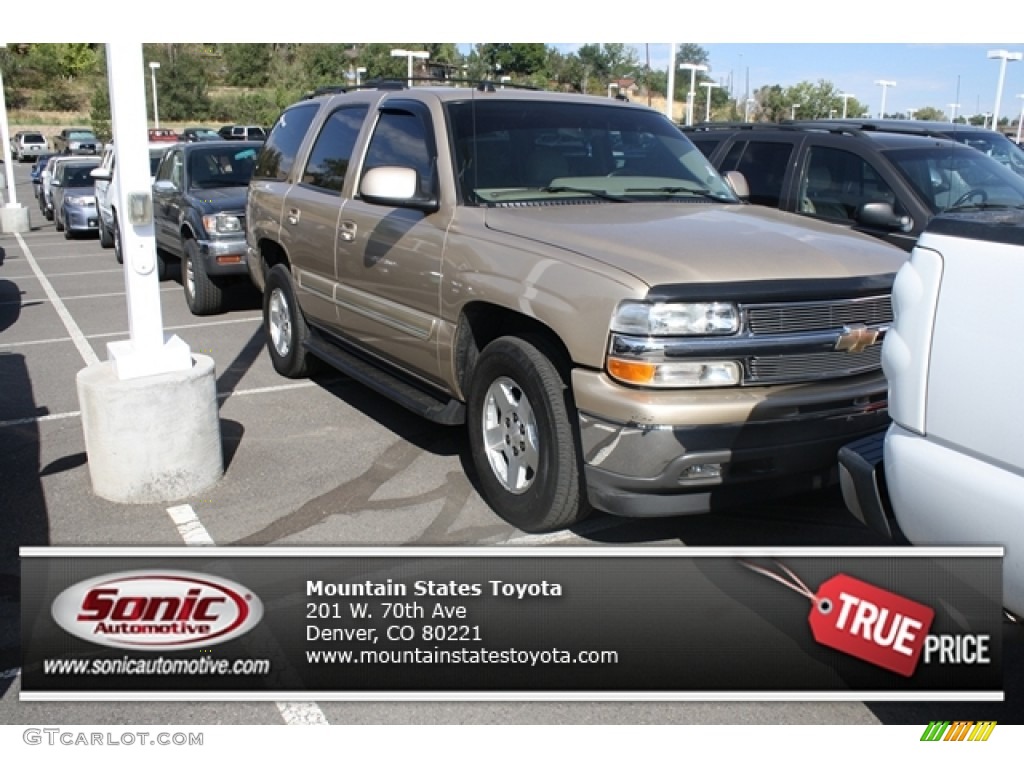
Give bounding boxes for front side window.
[302,105,368,193]
[885,146,1024,213]
[798,146,903,222]
[362,108,435,197]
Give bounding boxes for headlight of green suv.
[202,213,242,235]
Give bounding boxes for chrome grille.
[747,345,883,384]
[745,296,893,335]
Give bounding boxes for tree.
[143,44,211,122]
[914,106,946,121]
[224,44,272,87]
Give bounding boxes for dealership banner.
[19,547,1004,700]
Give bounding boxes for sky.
[24,3,1024,122]
[466,43,1024,122]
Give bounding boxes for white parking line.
[164,504,329,725]
[0,316,260,350]
[13,233,99,366]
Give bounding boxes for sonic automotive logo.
[51,571,263,650]
[920,721,997,742]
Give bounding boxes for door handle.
[286,207,301,226]
[339,220,357,242]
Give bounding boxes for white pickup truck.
[839,209,1024,619]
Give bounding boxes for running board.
[304,331,465,426]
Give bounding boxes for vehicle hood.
[188,186,248,212]
[482,203,907,286]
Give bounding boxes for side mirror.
[723,170,750,200]
[153,179,176,195]
[359,166,439,213]
[856,201,913,233]
[91,167,111,181]
[50,179,62,187]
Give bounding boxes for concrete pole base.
[0,205,30,234]
[76,354,224,504]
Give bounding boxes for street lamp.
[948,103,960,122]
[1016,94,1024,144]
[982,112,992,130]
[148,61,160,129]
[701,81,720,122]
[355,66,366,86]
[987,49,1022,128]
[790,103,800,120]
[679,62,708,127]
[390,49,428,88]
[744,97,756,123]
[874,80,896,119]
[839,92,855,119]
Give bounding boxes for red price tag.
[741,561,936,678]
[809,573,934,677]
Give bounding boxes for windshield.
[884,145,1024,214]
[62,165,98,187]
[950,131,1024,178]
[187,147,258,188]
[24,133,45,143]
[69,131,97,141]
[448,100,737,206]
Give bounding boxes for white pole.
[149,62,160,129]
[105,42,190,379]
[1016,95,1024,144]
[0,47,18,207]
[988,50,1022,129]
[666,44,676,121]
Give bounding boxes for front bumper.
[197,237,249,277]
[65,206,100,233]
[573,368,891,517]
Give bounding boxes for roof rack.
[789,119,952,140]
[302,76,541,99]
[685,120,873,139]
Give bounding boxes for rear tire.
[466,335,590,533]
[99,219,113,248]
[183,239,224,315]
[263,264,315,378]
[113,212,123,264]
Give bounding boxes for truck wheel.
[99,219,113,249]
[55,211,64,232]
[467,336,589,533]
[183,239,224,315]
[263,264,314,378]
[113,213,123,264]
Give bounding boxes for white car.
[91,141,171,255]
[840,209,1024,619]
[10,131,48,162]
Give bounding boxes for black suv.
[151,140,262,314]
[683,122,1024,251]
[798,118,1024,179]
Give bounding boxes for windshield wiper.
[541,185,629,202]
[626,186,733,202]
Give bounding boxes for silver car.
[52,159,102,239]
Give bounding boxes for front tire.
[183,239,224,315]
[263,264,314,378]
[467,335,589,533]
[99,219,113,248]
[113,212,123,264]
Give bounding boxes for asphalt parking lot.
[1,158,1020,725]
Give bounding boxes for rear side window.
[253,104,319,181]
[302,105,368,193]
[720,140,794,207]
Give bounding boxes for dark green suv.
[684,122,1024,252]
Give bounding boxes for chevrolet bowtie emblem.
[835,324,881,354]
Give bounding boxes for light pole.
[874,80,896,119]
[390,49,428,88]
[679,62,708,126]
[665,44,676,121]
[148,61,160,129]
[982,112,992,129]
[790,103,800,120]
[701,81,719,122]
[987,49,1022,129]
[839,92,855,119]
[1016,94,1024,144]
[744,97,756,123]
[908,109,917,120]
[948,103,960,122]
[355,66,366,86]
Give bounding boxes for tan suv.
[246,84,906,533]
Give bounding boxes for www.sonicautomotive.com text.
[42,657,271,676]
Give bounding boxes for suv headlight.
[611,301,739,336]
[606,301,741,388]
[202,213,242,235]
